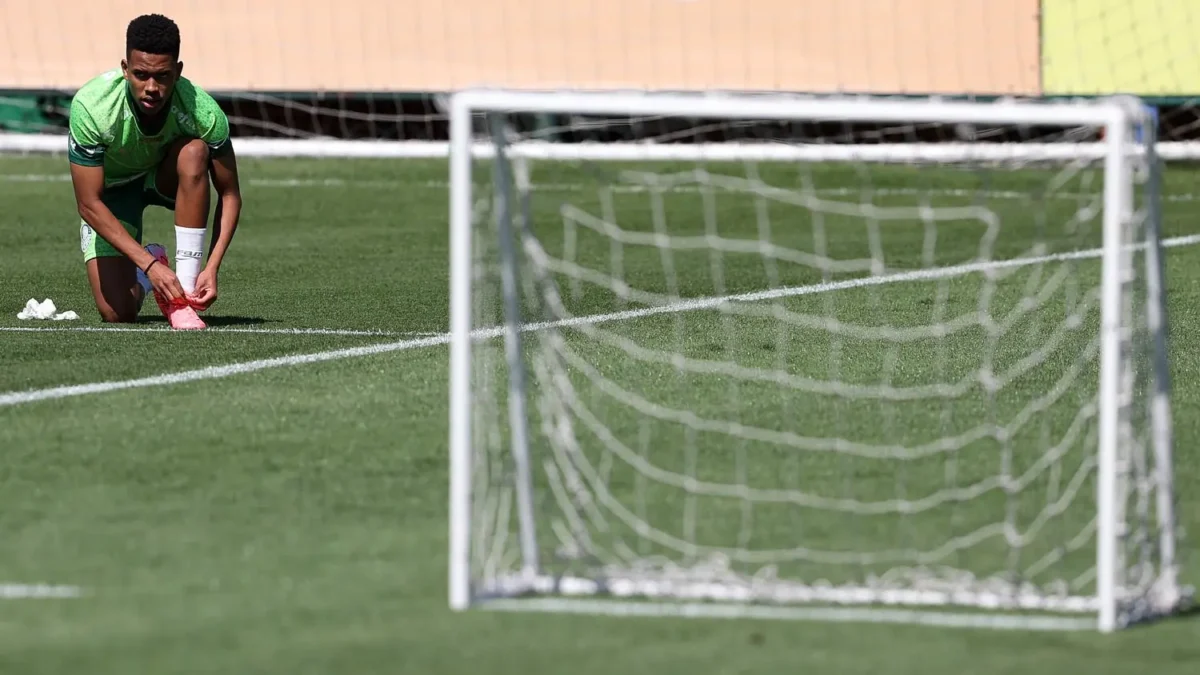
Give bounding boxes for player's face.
[122,50,181,116]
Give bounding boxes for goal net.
[448,91,1187,632]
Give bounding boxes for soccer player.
[68,14,242,330]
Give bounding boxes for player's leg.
[143,137,208,330]
[153,137,210,297]
[85,256,141,323]
[80,185,152,323]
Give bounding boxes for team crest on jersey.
[174,109,196,134]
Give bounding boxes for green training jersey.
[67,69,231,187]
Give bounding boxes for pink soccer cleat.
[144,243,206,331]
[164,301,207,331]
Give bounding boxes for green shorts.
[80,172,175,262]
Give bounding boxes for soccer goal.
[447,89,1189,632]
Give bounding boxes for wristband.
[143,258,158,274]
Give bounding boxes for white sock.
[174,226,206,295]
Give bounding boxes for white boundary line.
[0,334,451,407]
[4,232,1199,409]
[2,173,1005,195]
[7,172,1200,203]
[0,584,84,599]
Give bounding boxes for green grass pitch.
[1,152,1199,673]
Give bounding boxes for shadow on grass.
[134,315,269,327]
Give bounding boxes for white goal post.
[448,89,1189,632]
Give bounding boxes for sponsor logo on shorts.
[80,223,94,253]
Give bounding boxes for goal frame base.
[468,572,1192,632]
[480,597,1100,632]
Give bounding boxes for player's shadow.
[135,315,267,327]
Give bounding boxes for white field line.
[0,325,438,337]
[0,584,84,599]
[0,172,1011,196]
[5,172,1200,203]
[0,334,452,407]
[3,232,1199,409]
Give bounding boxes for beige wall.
[2,0,1041,95]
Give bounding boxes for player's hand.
[190,267,218,311]
[147,261,187,303]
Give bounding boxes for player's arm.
[70,159,187,301]
[64,104,150,265]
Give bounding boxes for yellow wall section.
[1042,0,1200,95]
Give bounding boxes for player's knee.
[94,290,140,323]
[175,139,210,183]
[98,304,137,324]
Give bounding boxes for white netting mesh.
[460,99,1183,627]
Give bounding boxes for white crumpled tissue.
[17,298,79,321]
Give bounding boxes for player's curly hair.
[126,14,180,59]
